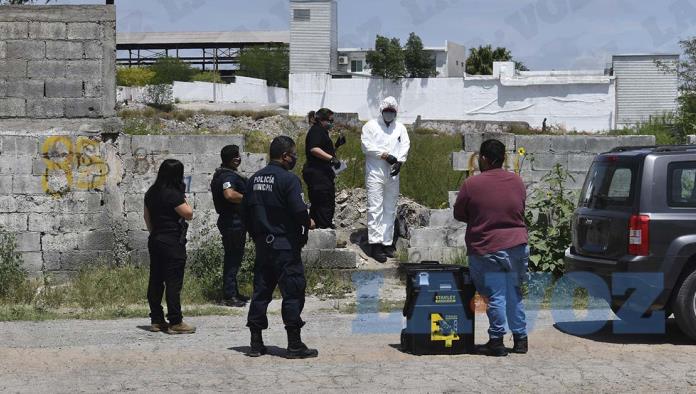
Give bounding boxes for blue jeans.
[469,244,529,339]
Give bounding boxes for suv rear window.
[668,161,696,207]
[579,158,638,210]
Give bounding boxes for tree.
[238,46,289,88]
[366,35,406,81]
[404,32,437,78]
[657,38,696,142]
[465,45,528,75]
[149,57,195,84]
[116,67,155,87]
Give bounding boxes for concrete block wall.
[0,5,116,122]
[407,132,656,263]
[0,133,267,277]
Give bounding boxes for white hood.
[379,96,399,113]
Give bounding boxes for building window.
[293,9,310,22]
[351,60,363,73]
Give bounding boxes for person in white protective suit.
[361,96,411,263]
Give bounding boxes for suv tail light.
[628,215,650,256]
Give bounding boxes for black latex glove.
[335,134,346,149]
[329,157,341,170]
[385,155,398,165]
[390,162,402,177]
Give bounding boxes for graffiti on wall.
[41,136,110,197]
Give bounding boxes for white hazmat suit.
[361,97,411,247]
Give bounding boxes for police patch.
[222,182,232,190]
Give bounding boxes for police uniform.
[210,167,247,300]
[302,123,336,229]
[243,161,311,330]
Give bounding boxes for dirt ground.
[1,296,695,393]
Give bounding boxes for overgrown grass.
[608,114,679,145]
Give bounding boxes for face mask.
[326,121,335,130]
[285,153,297,170]
[382,111,397,124]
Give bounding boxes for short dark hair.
[220,144,240,165]
[315,108,334,122]
[480,139,506,168]
[270,136,296,160]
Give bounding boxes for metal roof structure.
[116,31,290,49]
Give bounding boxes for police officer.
[211,145,248,307]
[302,108,346,229]
[243,136,318,359]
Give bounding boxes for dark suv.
[565,145,696,339]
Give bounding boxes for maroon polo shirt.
[453,168,528,256]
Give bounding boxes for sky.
[57,0,696,70]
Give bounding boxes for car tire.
[671,269,696,341]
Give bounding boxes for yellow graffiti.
[467,150,527,176]
[41,136,109,197]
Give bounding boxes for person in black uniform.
[243,136,318,359]
[144,159,196,335]
[211,145,248,307]
[302,108,346,229]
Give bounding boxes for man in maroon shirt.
[453,139,529,357]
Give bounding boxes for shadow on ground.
[229,346,288,358]
[554,318,696,345]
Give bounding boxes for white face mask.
[382,111,397,124]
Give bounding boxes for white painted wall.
[117,77,289,105]
[289,73,616,132]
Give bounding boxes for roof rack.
[610,145,696,153]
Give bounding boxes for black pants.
[147,235,186,325]
[247,243,306,330]
[220,226,246,299]
[303,167,336,229]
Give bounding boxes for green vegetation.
[237,47,290,88]
[116,67,155,87]
[466,45,528,75]
[525,164,576,275]
[608,114,679,145]
[366,35,407,81]
[150,57,196,85]
[404,32,437,78]
[191,71,223,83]
[0,233,353,321]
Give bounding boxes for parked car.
[565,145,696,340]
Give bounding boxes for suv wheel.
[671,269,696,341]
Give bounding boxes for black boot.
[247,329,267,357]
[383,244,396,258]
[370,244,388,263]
[482,337,508,357]
[512,334,528,354]
[285,327,318,359]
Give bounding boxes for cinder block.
[64,98,101,118]
[127,230,149,250]
[16,193,103,214]
[20,252,43,275]
[479,132,515,150]
[42,231,115,252]
[463,133,482,151]
[0,22,29,39]
[128,249,150,266]
[429,208,465,228]
[27,98,64,118]
[12,175,45,194]
[407,247,466,264]
[567,154,596,172]
[238,153,266,174]
[0,59,27,78]
[83,40,103,59]
[451,151,470,171]
[585,137,620,154]
[6,79,44,98]
[0,98,26,117]
[67,22,102,40]
[192,192,214,211]
[550,136,586,153]
[2,136,38,156]
[515,135,552,153]
[530,153,568,171]
[45,41,83,60]
[15,232,41,252]
[61,250,115,270]
[45,79,83,98]
[446,226,468,247]
[124,193,145,212]
[409,227,447,248]
[0,175,12,192]
[188,173,210,193]
[28,213,111,233]
[306,229,337,250]
[0,42,6,59]
[29,22,67,39]
[5,40,45,60]
[66,60,101,79]
[42,251,61,271]
[124,212,146,232]
[83,81,102,98]
[621,135,655,147]
[0,213,28,231]
[27,60,65,78]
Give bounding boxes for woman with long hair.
[143,159,195,334]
